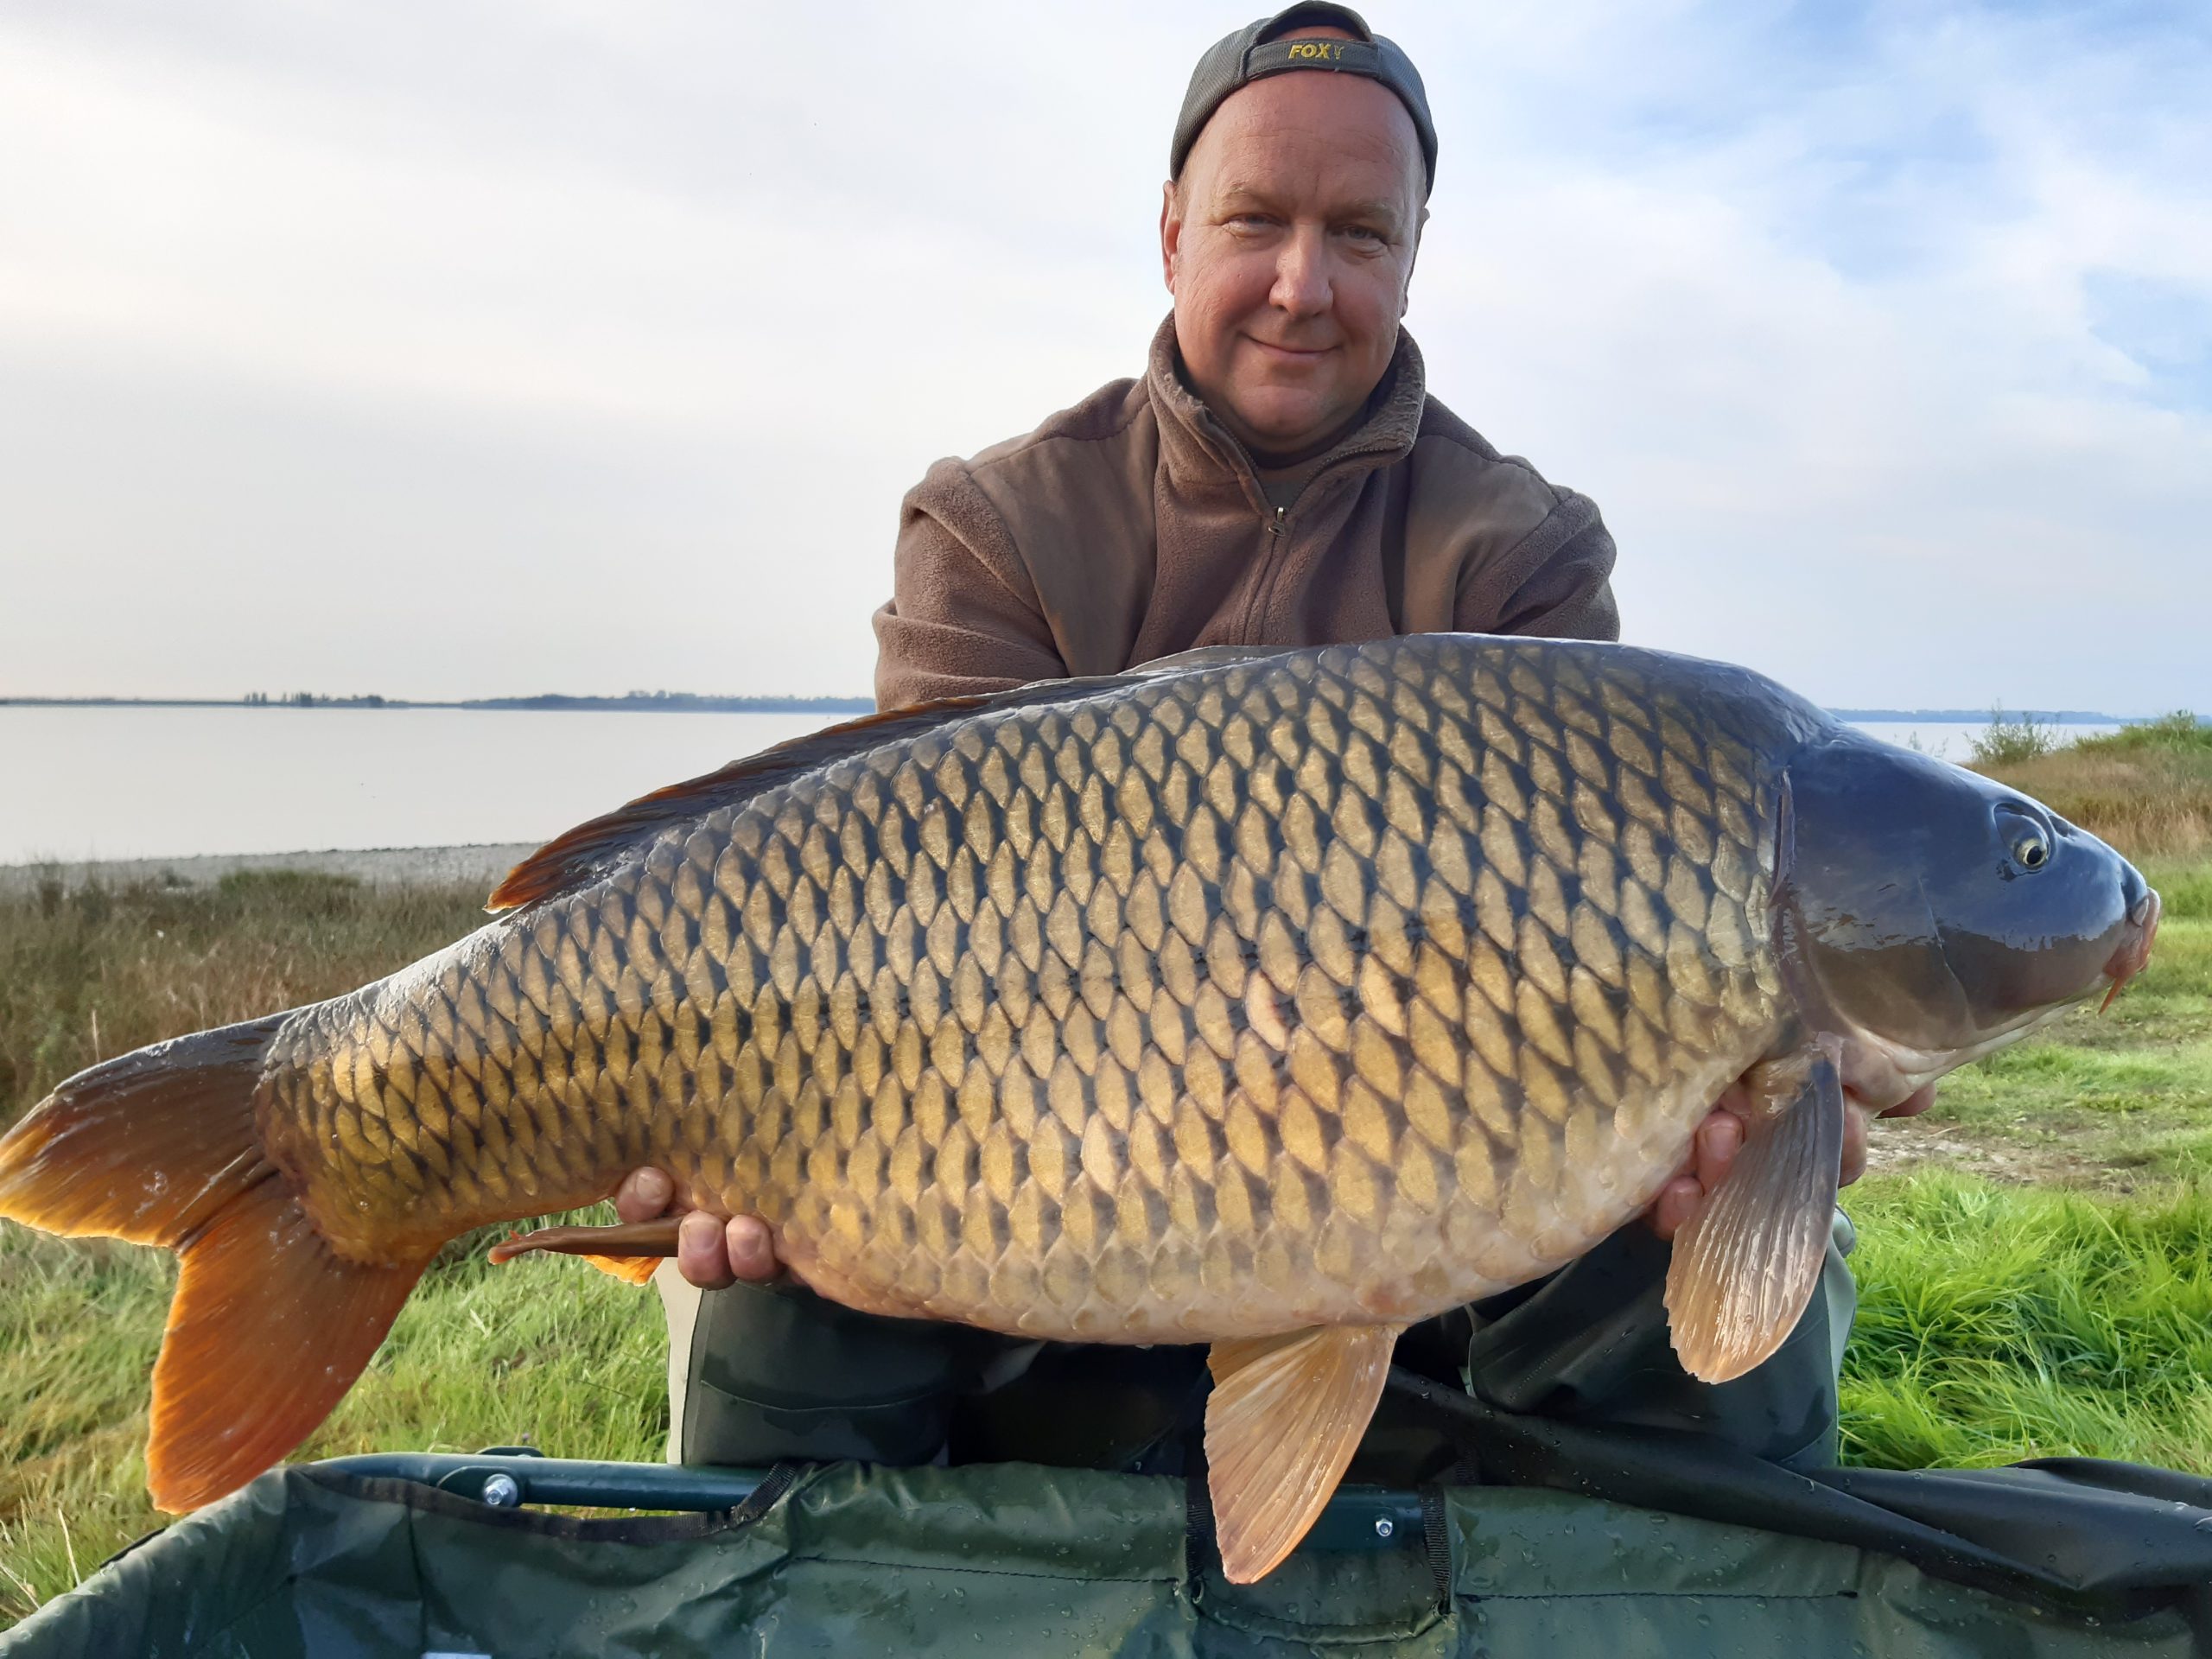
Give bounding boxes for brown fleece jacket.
[873,317,1619,710]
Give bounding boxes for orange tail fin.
[0,1015,435,1511]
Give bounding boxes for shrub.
[1968,708,2056,767]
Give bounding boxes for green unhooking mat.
[7,1451,2210,1657]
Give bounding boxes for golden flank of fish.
[0,636,2160,1582]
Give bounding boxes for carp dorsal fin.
[487,654,1279,912]
[1130,645,1284,675]
[1664,1044,1845,1382]
[1205,1323,1402,1583]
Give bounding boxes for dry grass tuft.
[1977,713,2212,859]
[0,871,489,1134]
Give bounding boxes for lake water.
[0,706,2122,868]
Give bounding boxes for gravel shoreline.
[0,843,538,895]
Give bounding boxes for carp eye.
[2010,827,2052,872]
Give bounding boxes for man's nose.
[1269,226,1332,316]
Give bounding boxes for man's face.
[1162,35,1426,464]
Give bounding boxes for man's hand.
[1645,1081,1937,1242]
[614,1168,784,1290]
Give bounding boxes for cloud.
[0,0,2205,709]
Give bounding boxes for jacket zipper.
[1193,404,1403,633]
[1242,435,1402,632]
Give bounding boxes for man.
[619,3,1927,1474]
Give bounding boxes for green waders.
[667,1212,1859,1479]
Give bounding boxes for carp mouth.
[2100,888,2162,1012]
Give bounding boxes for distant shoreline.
[1827,709,2130,725]
[0,697,2149,723]
[0,694,874,714]
[0,843,537,895]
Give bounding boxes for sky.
[0,0,2207,712]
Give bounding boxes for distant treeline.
[0,696,2170,724]
[1830,709,2133,725]
[461,692,874,713]
[1,692,874,713]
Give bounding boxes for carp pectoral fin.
[1204,1323,1402,1584]
[1664,1051,1845,1384]
[488,1217,681,1286]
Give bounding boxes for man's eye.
[1343,226,1386,246]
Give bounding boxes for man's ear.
[1401,203,1429,318]
[1160,179,1182,296]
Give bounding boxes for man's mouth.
[1246,337,1332,361]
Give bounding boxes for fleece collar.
[1143,313,1427,505]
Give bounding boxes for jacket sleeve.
[871,461,1071,710]
[1458,486,1622,644]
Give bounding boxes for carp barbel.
[0,636,2159,1581]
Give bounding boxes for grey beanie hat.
[1171,4,1436,193]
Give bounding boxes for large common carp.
[0,637,2159,1581]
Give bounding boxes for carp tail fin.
[0,1014,435,1511]
[150,1173,432,1510]
[0,1014,289,1246]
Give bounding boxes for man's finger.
[615,1166,676,1224]
[725,1216,781,1283]
[1693,1109,1743,1193]
[1648,1174,1702,1242]
[677,1209,738,1289]
[1840,1104,1871,1188]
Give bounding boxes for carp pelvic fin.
[584,1254,668,1286]
[0,1012,436,1511]
[1204,1323,1402,1584]
[489,1217,680,1286]
[1664,1048,1844,1383]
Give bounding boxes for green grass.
[1,870,493,1128]
[0,1217,668,1621]
[1840,1173,2212,1471]
[0,872,670,1623]
[2081,712,2212,757]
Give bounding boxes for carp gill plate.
[0,635,2158,1581]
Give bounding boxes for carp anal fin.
[488,656,1282,913]
[1664,1050,1844,1383]
[489,1217,680,1285]
[0,1013,435,1512]
[1205,1323,1402,1584]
